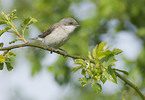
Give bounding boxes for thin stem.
[8,21,27,43]
[0,43,92,62]
[22,18,32,38]
[2,50,10,56]
[22,27,25,38]
[115,72,145,100]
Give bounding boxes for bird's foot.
[58,48,68,57]
[48,46,55,54]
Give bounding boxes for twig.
[2,50,10,56]
[115,72,145,100]
[0,43,94,62]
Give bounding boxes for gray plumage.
[39,18,80,38]
[38,17,80,48]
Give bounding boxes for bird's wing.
[38,23,59,38]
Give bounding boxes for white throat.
[61,25,77,34]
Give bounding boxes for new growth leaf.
[72,42,124,93]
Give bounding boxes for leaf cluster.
[72,42,128,93]
[0,9,17,36]
[0,44,16,71]
[0,9,37,44]
[0,10,38,71]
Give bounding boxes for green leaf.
[88,51,93,59]
[8,52,16,57]
[81,82,87,87]
[0,19,7,25]
[95,42,108,60]
[23,17,37,27]
[9,15,18,21]
[0,30,5,36]
[9,9,18,21]
[9,38,23,44]
[23,17,31,25]
[95,75,101,83]
[81,69,86,76]
[97,42,106,52]
[107,56,117,65]
[0,63,4,70]
[108,67,117,84]
[0,42,4,47]
[9,39,17,44]
[0,55,5,63]
[100,75,107,84]
[104,67,117,84]
[97,52,106,60]
[82,77,87,81]
[31,18,38,23]
[91,83,102,93]
[1,12,9,20]
[5,27,11,31]
[12,9,16,14]
[103,50,112,56]
[74,59,86,67]
[5,62,13,71]
[71,65,81,73]
[112,48,123,55]
[103,43,109,51]
[0,27,11,36]
[92,45,98,58]
[91,42,108,60]
[78,77,83,81]
[114,68,129,76]
[5,58,11,62]
[86,69,92,75]
[103,56,116,68]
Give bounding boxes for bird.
[38,17,80,48]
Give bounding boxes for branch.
[116,72,145,100]
[0,43,144,99]
[0,43,94,62]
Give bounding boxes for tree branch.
[0,43,144,99]
[0,43,94,62]
[115,72,145,100]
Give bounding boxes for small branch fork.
[0,43,144,100]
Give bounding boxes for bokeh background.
[0,0,145,100]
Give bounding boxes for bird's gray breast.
[43,26,76,48]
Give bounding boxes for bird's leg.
[58,48,68,57]
[47,46,55,54]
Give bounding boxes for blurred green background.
[0,0,145,100]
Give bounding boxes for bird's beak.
[76,25,81,27]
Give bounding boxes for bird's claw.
[59,48,68,58]
[48,47,68,57]
[63,50,68,58]
[48,46,55,54]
